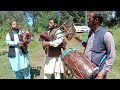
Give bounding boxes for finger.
[74,37,78,39]
[95,76,98,79]
[43,43,45,47]
[95,75,99,79]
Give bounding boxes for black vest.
[8,31,28,57]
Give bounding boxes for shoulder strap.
[49,29,58,40]
[9,32,14,41]
[99,54,107,66]
[88,29,93,39]
[53,29,58,35]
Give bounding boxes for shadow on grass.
[30,66,42,79]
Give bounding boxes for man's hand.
[43,41,50,48]
[17,41,24,46]
[95,72,105,79]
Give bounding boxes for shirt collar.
[95,26,102,33]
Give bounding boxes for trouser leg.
[14,70,24,79]
[23,66,31,79]
[44,74,52,79]
[54,72,61,79]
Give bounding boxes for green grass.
[0,28,120,79]
[0,33,45,79]
[107,27,120,79]
[0,55,16,79]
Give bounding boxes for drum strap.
[74,35,107,67]
[74,35,88,50]
[73,34,107,66]
[99,54,107,66]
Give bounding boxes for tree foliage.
[0,11,29,39]
[0,11,119,36]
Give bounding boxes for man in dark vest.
[6,19,33,79]
[42,18,64,79]
[75,11,116,79]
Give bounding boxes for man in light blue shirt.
[6,19,33,79]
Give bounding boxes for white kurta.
[44,29,64,74]
[44,55,64,74]
[6,30,33,72]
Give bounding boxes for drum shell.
[62,48,99,79]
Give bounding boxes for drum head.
[86,67,99,79]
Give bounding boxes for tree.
[115,11,120,26]
[101,11,113,26]
[25,11,59,33]
[0,11,28,33]
[60,11,85,25]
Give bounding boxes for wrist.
[17,41,19,45]
[100,69,107,76]
[49,41,54,46]
[47,42,50,46]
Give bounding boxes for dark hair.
[90,11,103,24]
[10,19,18,26]
[49,18,58,25]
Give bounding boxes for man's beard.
[88,21,95,29]
[88,22,92,28]
[48,26,55,30]
[12,27,19,30]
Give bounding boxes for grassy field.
[0,27,120,79]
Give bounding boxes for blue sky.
[28,16,33,26]
[112,11,115,18]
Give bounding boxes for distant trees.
[0,11,119,35]
[0,11,29,39]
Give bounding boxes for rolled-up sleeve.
[6,33,18,46]
[49,30,64,47]
[100,32,116,75]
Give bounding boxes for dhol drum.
[61,48,99,79]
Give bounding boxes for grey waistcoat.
[89,27,108,71]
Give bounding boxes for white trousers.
[43,55,64,79]
[44,72,61,79]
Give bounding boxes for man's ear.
[55,23,57,27]
[94,18,98,23]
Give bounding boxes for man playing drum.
[75,11,116,79]
[42,18,64,79]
